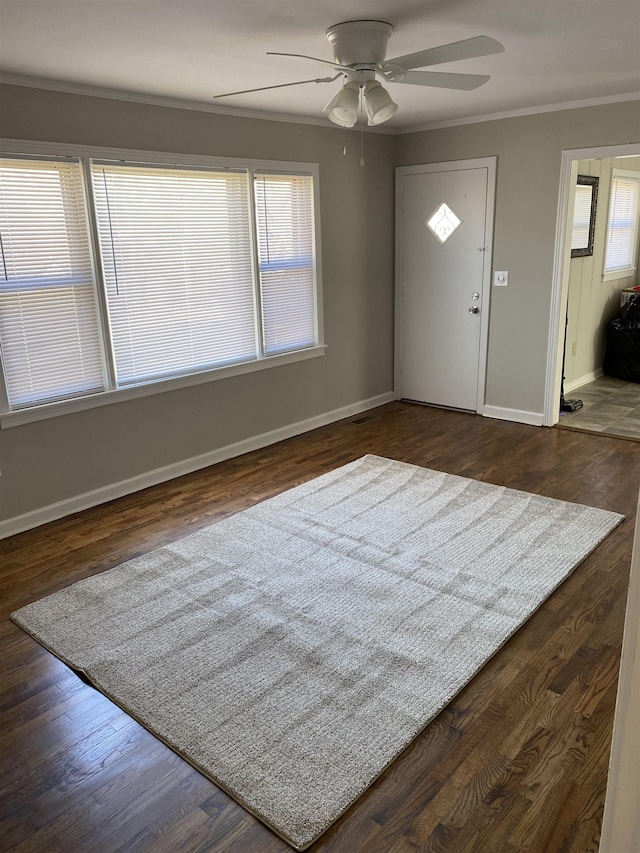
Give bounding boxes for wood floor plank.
[2,402,638,853]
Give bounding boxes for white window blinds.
[254,173,317,356]
[91,162,257,386]
[604,172,640,276]
[0,157,104,408]
[0,145,322,421]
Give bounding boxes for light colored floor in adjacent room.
[558,375,640,440]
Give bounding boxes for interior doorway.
[544,142,640,429]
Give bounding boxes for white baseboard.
[481,405,544,427]
[0,391,395,539]
[565,368,604,394]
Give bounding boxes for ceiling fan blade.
[214,74,340,99]
[266,52,351,73]
[384,35,504,72]
[387,70,491,90]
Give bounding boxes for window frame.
[602,168,640,282]
[0,140,325,428]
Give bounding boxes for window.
[91,162,257,386]
[254,173,317,355]
[0,144,322,424]
[0,157,105,409]
[603,170,640,281]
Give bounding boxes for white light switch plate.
[494,270,509,286]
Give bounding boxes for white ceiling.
[0,0,639,131]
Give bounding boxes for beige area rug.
[12,455,623,850]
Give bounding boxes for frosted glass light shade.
[363,81,397,126]
[324,82,359,127]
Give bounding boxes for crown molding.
[0,73,396,135]
[404,91,640,134]
[1,73,638,137]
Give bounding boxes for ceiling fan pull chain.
[359,88,365,167]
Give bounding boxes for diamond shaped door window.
[426,202,461,244]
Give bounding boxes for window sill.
[0,345,326,428]
[603,267,637,283]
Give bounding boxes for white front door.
[396,160,495,411]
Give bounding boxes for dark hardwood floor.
[2,402,639,853]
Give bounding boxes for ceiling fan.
[214,20,504,127]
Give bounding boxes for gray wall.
[397,101,640,416]
[1,86,639,526]
[0,84,395,522]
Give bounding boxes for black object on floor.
[561,397,584,412]
[604,293,640,384]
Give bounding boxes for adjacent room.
[558,155,640,439]
[1,2,639,852]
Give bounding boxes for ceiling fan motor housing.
[326,20,393,68]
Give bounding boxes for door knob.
[469,306,480,314]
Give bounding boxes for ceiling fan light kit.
[324,81,360,127]
[323,79,397,128]
[214,20,504,129]
[363,80,398,126]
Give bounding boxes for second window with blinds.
[603,169,640,282]
[0,148,322,421]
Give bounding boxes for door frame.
[543,142,640,426]
[394,157,497,413]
